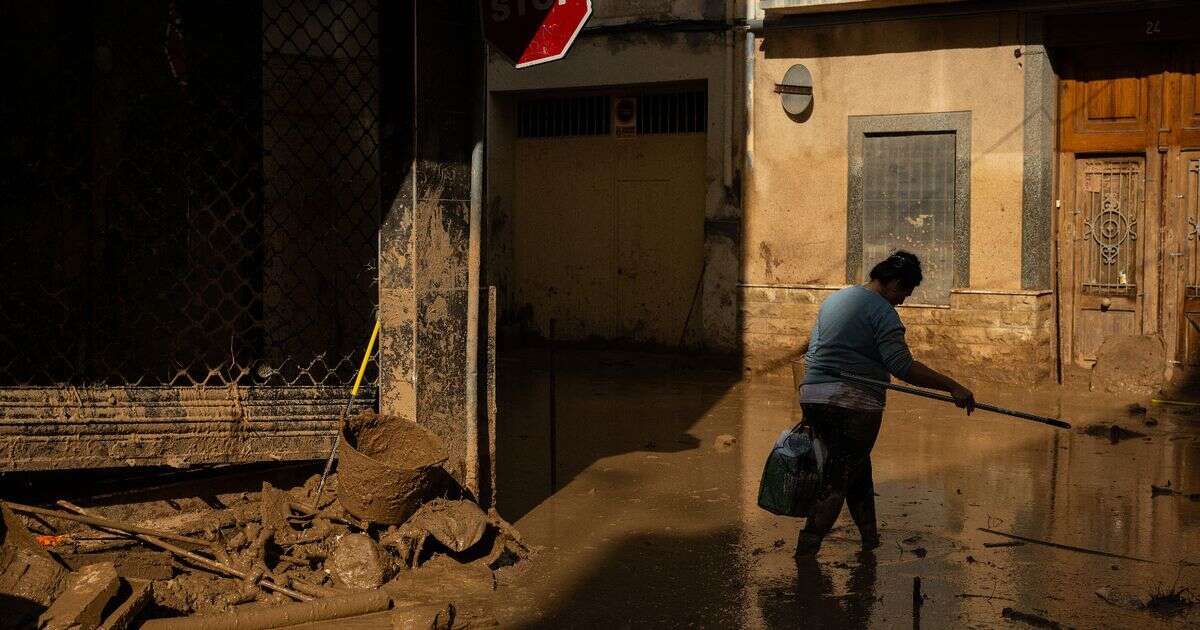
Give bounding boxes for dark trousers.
[798,403,883,550]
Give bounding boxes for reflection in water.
[491,354,1200,628]
[759,554,878,629]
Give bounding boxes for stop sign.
[482,0,592,68]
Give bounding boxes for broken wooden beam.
[138,589,394,630]
[37,562,120,630]
[978,528,1155,564]
[54,500,309,602]
[4,501,210,547]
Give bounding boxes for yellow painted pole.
[351,319,381,397]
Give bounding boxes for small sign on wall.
[614,96,637,138]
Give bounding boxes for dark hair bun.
[868,250,923,288]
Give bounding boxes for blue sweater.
[803,285,914,402]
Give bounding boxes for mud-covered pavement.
[168,350,1198,629]
[473,351,1199,628]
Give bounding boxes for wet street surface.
[491,351,1199,629]
[343,350,1200,628]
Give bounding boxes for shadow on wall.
[494,349,740,522]
[761,10,1023,60]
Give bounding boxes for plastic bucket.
[336,413,448,525]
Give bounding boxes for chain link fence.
[2,0,381,395]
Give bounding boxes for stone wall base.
[741,285,1056,386]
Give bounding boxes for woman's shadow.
[759,553,879,628]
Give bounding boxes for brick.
[0,503,69,627]
[744,317,809,335]
[38,562,120,630]
[740,302,817,321]
[740,286,778,303]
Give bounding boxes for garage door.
[514,88,707,347]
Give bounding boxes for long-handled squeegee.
[836,371,1071,430]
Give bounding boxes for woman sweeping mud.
[795,251,975,557]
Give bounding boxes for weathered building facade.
[746,0,1200,388]
[2,1,495,498]
[486,1,745,355]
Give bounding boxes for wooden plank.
[1175,43,1200,148]
[1057,45,1160,153]
[1144,151,1162,337]
[1162,150,1186,366]
[1057,152,1077,368]
[1183,157,1200,368]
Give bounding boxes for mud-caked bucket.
[337,413,448,525]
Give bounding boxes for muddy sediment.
[3,417,525,626]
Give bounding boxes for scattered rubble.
[329,533,393,590]
[395,499,489,555]
[1090,334,1166,396]
[1143,585,1195,617]
[1096,585,1195,617]
[1001,606,1061,629]
[1081,423,1147,444]
[983,541,1024,549]
[1094,586,1143,610]
[0,414,530,626]
[1150,481,1200,501]
[1126,403,1148,416]
[0,503,69,629]
[37,562,120,630]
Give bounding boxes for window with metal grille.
[861,132,956,306]
[1,0,380,389]
[516,95,610,138]
[637,90,706,134]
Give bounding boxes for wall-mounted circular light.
[774,64,813,116]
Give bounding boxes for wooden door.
[1057,45,1166,368]
[1181,157,1200,367]
[1066,158,1146,364]
[1166,44,1200,370]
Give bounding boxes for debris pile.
[1,413,528,628]
[1081,423,1147,444]
[1096,585,1195,617]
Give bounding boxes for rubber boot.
[794,531,823,558]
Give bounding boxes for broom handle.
[835,371,1071,429]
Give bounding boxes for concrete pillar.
[378,3,483,485]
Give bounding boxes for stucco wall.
[748,12,1025,289]
[743,12,1054,385]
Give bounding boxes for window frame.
[846,112,972,298]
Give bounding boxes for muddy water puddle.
[487,354,1200,628]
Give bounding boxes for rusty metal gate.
[1,0,382,470]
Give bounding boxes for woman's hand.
[950,384,975,415]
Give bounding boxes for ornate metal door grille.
[1,0,382,470]
[1077,159,1142,297]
